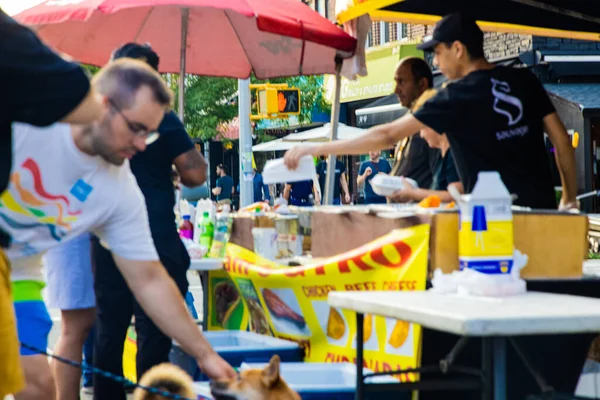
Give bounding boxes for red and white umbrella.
[15,0,356,205]
[15,0,356,79]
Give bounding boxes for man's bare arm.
[174,148,208,187]
[60,88,104,124]
[113,256,236,379]
[340,172,350,198]
[543,113,577,209]
[283,184,292,200]
[285,114,423,169]
[357,170,368,187]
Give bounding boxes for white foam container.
[263,156,316,185]
[370,173,418,197]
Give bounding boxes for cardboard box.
[310,210,429,257]
[430,210,588,278]
[229,213,276,251]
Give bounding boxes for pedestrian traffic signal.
[251,84,301,120]
[276,89,300,114]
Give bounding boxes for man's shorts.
[0,250,25,397]
[44,232,95,310]
[13,280,53,357]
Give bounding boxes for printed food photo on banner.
[312,302,350,347]
[261,288,311,337]
[209,273,246,330]
[385,318,415,357]
[350,314,381,352]
[237,278,272,335]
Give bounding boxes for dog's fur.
[133,363,195,400]
[210,355,301,400]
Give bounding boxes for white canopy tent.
[283,123,366,142]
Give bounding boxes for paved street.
[46,271,204,399]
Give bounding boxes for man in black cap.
[284,12,578,211]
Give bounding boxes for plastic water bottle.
[178,215,194,240]
[198,211,214,254]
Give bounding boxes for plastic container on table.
[239,361,408,400]
[370,173,418,197]
[262,155,316,185]
[169,330,303,381]
[198,211,214,252]
[178,214,194,240]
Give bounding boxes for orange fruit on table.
[418,195,441,208]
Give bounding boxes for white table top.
[189,258,223,271]
[328,291,600,336]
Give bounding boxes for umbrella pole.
[238,78,254,208]
[323,57,343,206]
[178,8,189,122]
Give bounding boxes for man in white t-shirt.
[2,59,236,399]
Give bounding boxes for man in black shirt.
[92,43,209,400]
[0,9,103,397]
[390,57,435,189]
[285,12,577,211]
[316,157,351,205]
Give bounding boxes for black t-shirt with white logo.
[413,66,556,209]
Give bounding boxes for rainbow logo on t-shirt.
[0,158,87,242]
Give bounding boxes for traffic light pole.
[239,78,254,209]
[323,58,343,206]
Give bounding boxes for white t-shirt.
[3,122,159,282]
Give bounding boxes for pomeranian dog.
[210,355,300,400]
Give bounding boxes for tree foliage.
[173,75,239,141]
[174,74,330,141]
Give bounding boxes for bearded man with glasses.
[5,58,234,400]
[42,43,211,400]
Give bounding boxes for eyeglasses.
[107,98,160,145]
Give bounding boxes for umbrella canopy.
[283,123,366,141]
[336,0,600,41]
[15,0,357,79]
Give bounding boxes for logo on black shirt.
[491,78,529,141]
[491,78,523,126]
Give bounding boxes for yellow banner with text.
[208,224,429,382]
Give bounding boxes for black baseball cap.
[111,42,160,71]
[417,12,483,51]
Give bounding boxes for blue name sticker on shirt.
[70,179,93,202]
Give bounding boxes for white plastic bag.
[431,249,529,297]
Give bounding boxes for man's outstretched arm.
[113,255,236,380]
[284,114,423,169]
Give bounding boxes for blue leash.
[20,343,198,400]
